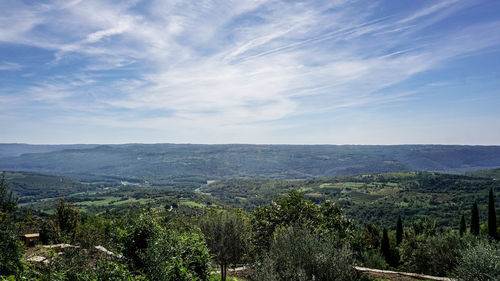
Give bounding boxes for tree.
[199,210,250,281]
[399,232,466,276]
[54,198,81,243]
[488,188,498,240]
[121,211,211,281]
[0,172,24,277]
[471,202,480,236]
[454,239,500,281]
[253,226,358,281]
[364,223,380,249]
[396,216,403,246]
[0,172,18,213]
[380,228,391,265]
[251,191,353,255]
[459,214,466,236]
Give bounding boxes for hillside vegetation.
[4,169,499,229]
[3,171,91,203]
[201,171,499,227]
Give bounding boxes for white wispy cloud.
[0,62,23,71]
[1,0,500,143]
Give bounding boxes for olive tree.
[251,190,353,255]
[199,209,250,281]
[253,226,359,281]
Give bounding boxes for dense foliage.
[253,226,358,281]
[0,174,24,277]
[399,230,466,276]
[199,210,250,281]
[453,239,500,281]
[251,190,353,254]
[120,211,212,281]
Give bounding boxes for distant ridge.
[0,143,99,158]
[1,144,500,183]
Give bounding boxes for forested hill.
[2,171,90,203]
[0,143,98,158]
[1,144,500,183]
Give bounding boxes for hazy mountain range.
[1,144,500,185]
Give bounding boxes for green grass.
[180,200,205,208]
[42,209,54,215]
[74,196,118,206]
[113,197,149,205]
[299,187,313,192]
[348,191,383,202]
[343,182,366,188]
[398,202,409,207]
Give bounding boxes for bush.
[141,231,212,281]
[453,239,500,281]
[93,260,146,281]
[0,218,24,277]
[120,211,212,281]
[21,247,144,281]
[253,226,359,281]
[251,191,353,255]
[399,231,466,276]
[360,250,388,270]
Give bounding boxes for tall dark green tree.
[488,188,498,240]
[381,228,391,264]
[459,214,466,236]
[471,202,480,236]
[0,172,24,277]
[396,216,403,246]
[0,173,18,213]
[54,198,81,243]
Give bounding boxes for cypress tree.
[381,228,391,264]
[396,215,403,246]
[459,214,466,236]
[488,188,498,240]
[471,202,480,236]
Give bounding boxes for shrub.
[120,211,212,281]
[453,239,500,281]
[141,230,212,281]
[93,260,146,281]
[399,232,466,276]
[253,226,359,281]
[251,191,353,255]
[0,218,24,277]
[360,250,388,270]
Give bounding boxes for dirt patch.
[225,266,253,279]
[360,270,428,281]
[355,266,455,281]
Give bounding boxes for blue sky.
[1,0,500,144]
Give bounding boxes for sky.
[1,0,500,145]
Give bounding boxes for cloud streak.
[1,0,500,144]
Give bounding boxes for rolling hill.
[200,171,500,228]
[1,144,500,185]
